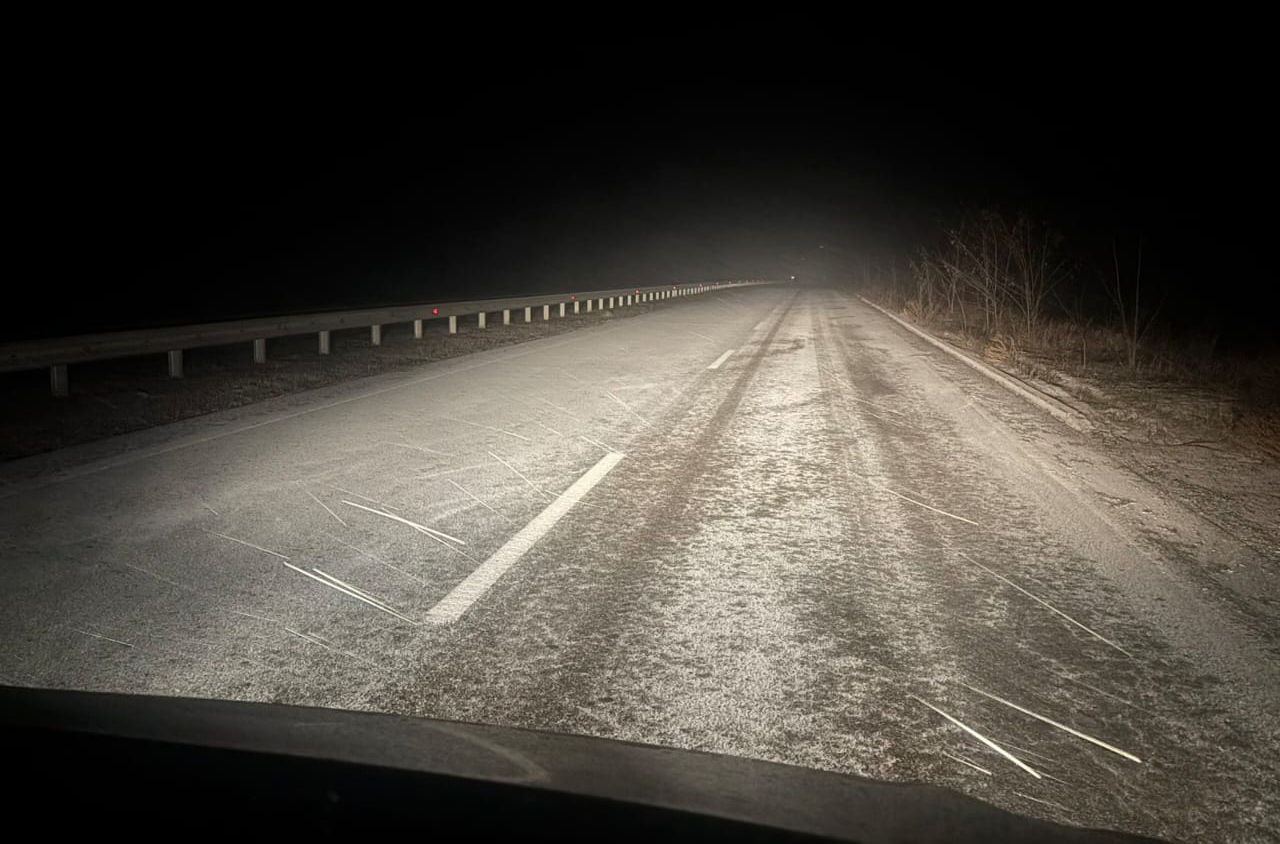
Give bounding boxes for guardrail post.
[524,306,532,322]
[253,338,266,364]
[371,324,382,346]
[478,312,487,329]
[167,349,183,378]
[573,301,580,314]
[597,298,603,310]
[319,330,331,354]
[449,315,457,334]
[413,319,423,339]
[543,304,550,320]
[503,309,511,325]
[586,300,593,312]
[608,297,614,309]
[50,364,68,397]
[559,303,566,317]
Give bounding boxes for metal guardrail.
[1,280,773,396]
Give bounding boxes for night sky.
[12,21,1274,346]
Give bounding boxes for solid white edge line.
[856,295,1093,433]
[426,452,625,623]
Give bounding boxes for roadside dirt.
[866,299,1280,568]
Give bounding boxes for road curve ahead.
[1,286,1275,842]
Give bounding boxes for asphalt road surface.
[1,287,1276,842]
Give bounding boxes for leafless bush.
[907,211,1068,342]
[1107,242,1161,371]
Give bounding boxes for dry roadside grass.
[0,305,654,462]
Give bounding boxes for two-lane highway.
[1,286,1276,842]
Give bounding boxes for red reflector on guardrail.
[431,308,439,315]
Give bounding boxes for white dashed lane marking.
[708,349,735,370]
[426,452,625,624]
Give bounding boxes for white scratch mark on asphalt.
[754,320,767,331]
[417,463,492,480]
[327,484,402,512]
[1054,672,1155,715]
[320,530,430,584]
[910,695,1041,779]
[941,751,993,775]
[688,330,714,341]
[578,434,621,454]
[830,381,909,418]
[446,479,505,518]
[310,568,417,624]
[440,415,532,442]
[708,349,735,370]
[380,440,451,457]
[204,530,290,559]
[283,627,376,666]
[535,397,579,418]
[980,735,1061,768]
[427,452,625,623]
[487,451,553,499]
[1012,791,1073,814]
[342,499,467,546]
[413,521,482,563]
[311,568,395,608]
[306,490,348,527]
[604,390,651,427]
[121,562,190,592]
[532,420,566,438]
[850,471,980,526]
[958,553,1134,658]
[282,560,419,625]
[961,683,1143,763]
[561,368,585,384]
[230,609,280,625]
[608,382,665,393]
[72,627,134,648]
[200,502,219,516]
[816,362,903,414]
[850,406,903,427]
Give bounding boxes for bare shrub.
[909,211,1067,341]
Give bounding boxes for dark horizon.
[10,23,1275,346]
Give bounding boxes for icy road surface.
[1,287,1277,842]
